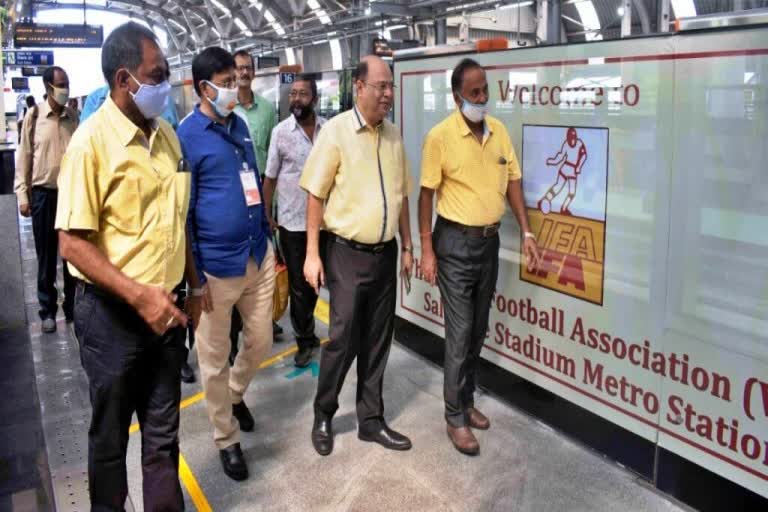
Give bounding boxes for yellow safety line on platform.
[179,454,212,512]
[129,298,330,435]
[126,298,331,510]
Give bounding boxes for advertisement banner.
[395,30,768,498]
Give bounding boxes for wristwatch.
[402,245,413,253]
[188,288,204,297]
[523,232,536,240]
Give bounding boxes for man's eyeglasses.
[236,65,254,72]
[363,81,397,93]
[288,91,313,99]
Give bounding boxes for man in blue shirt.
[81,59,179,128]
[177,47,275,482]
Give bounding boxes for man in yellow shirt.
[55,22,197,510]
[301,56,414,456]
[419,58,540,455]
[14,66,79,332]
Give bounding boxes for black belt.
[437,216,500,238]
[329,233,392,254]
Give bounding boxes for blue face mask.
[204,80,238,118]
[459,94,488,124]
[128,72,171,120]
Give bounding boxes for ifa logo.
[520,125,609,305]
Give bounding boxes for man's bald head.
[354,55,394,126]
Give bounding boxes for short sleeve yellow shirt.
[55,96,190,292]
[421,110,521,227]
[300,105,410,244]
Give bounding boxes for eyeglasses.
[236,65,254,72]
[211,80,236,89]
[363,81,397,93]
[288,91,312,99]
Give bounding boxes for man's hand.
[184,283,213,329]
[267,216,278,234]
[19,203,31,217]
[421,246,438,286]
[132,284,188,335]
[304,252,325,294]
[523,237,541,273]
[185,295,202,329]
[401,250,414,279]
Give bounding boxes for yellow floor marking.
[179,454,212,512]
[126,298,332,508]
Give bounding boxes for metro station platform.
[0,202,690,512]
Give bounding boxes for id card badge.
[239,163,262,206]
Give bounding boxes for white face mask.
[459,94,488,124]
[128,72,172,120]
[50,84,70,107]
[204,80,238,118]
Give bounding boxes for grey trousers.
[434,217,500,428]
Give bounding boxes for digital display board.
[14,23,104,48]
[12,77,29,91]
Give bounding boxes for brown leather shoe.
[447,425,479,455]
[468,407,490,430]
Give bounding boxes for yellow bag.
[273,257,289,323]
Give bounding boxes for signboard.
[280,72,296,85]
[258,56,280,69]
[3,50,54,66]
[14,23,104,48]
[11,77,29,91]
[21,67,46,77]
[395,29,768,499]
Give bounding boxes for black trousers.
[434,217,499,428]
[314,236,397,431]
[278,228,327,349]
[74,283,185,512]
[30,187,75,320]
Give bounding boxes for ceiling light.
[671,0,696,18]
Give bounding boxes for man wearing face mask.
[419,58,541,455]
[230,49,282,365]
[15,66,78,333]
[55,22,196,510]
[177,47,275,482]
[263,75,326,368]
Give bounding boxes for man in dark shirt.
[177,47,275,482]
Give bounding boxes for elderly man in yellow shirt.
[419,58,541,456]
[55,22,198,511]
[301,56,414,456]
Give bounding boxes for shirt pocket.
[105,175,142,235]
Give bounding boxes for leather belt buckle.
[482,224,498,237]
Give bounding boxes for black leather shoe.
[294,347,313,368]
[232,401,254,432]
[219,443,248,481]
[358,423,412,451]
[311,336,321,348]
[273,321,284,337]
[311,416,333,456]
[180,361,196,383]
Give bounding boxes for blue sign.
[280,72,296,85]
[3,51,55,67]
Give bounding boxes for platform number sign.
[280,72,296,85]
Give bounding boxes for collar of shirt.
[190,105,247,153]
[289,113,324,134]
[352,104,384,133]
[236,92,268,111]
[39,98,74,120]
[102,96,160,148]
[453,108,491,141]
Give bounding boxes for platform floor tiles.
[16,214,688,512]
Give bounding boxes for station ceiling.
[5,1,768,57]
